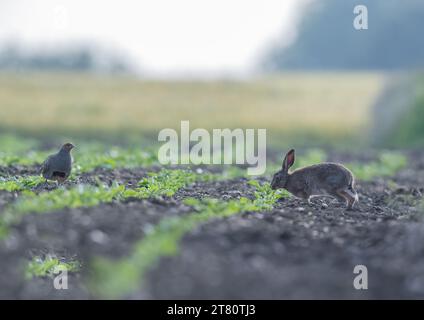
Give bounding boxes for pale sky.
[0,0,305,77]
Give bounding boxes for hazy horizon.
[0,0,307,78]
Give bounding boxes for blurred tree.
[376,75,424,147]
[263,0,424,70]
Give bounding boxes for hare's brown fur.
[271,149,358,209]
[287,163,357,208]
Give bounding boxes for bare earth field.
[1,148,423,299]
[0,72,421,299]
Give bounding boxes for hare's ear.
[282,149,295,171]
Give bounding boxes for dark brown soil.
[0,150,423,299]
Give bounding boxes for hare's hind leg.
[292,191,312,205]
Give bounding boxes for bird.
[40,143,75,184]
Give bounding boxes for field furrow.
[0,148,423,299]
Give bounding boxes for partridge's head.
[61,142,75,152]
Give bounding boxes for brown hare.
[271,149,358,209]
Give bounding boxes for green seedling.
[0,138,159,173]
[249,180,290,210]
[88,180,285,299]
[25,255,81,279]
[0,176,45,192]
[0,184,125,238]
[0,169,217,238]
[123,169,217,199]
[347,152,407,181]
[0,150,50,167]
[74,146,158,174]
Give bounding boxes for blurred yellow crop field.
[0,72,384,138]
